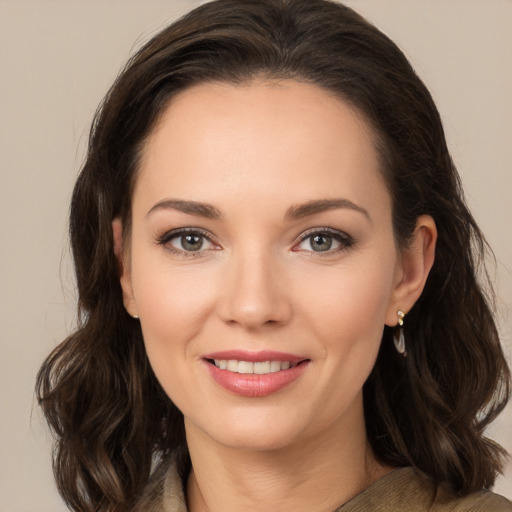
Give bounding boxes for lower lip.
[205,361,309,397]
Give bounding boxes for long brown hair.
[36,1,510,510]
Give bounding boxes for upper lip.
[202,350,307,364]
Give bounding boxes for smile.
[203,351,310,397]
[211,359,296,374]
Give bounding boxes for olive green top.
[135,461,512,512]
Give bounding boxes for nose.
[216,247,293,330]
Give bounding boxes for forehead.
[134,79,389,214]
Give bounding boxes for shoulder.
[440,490,512,512]
[337,467,512,512]
[133,457,188,512]
[131,461,168,512]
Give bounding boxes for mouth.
[207,358,307,374]
[203,351,310,396]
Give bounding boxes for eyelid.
[157,227,220,256]
[155,226,354,256]
[293,227,355,253]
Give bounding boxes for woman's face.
[118,79,407,451]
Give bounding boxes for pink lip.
[203,350,306,364]
[202,350,310,397]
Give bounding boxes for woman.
[36,0,511,511]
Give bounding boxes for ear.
[112,218,138,318]
[385,215,437,326]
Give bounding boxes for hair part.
[36,1,510,510]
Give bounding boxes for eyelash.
[294,227,355,255]
[156,226,355,257]
[157,227,218,259]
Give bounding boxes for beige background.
[0,0,510,510]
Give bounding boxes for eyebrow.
[146,199,222,219]
[146,197,370,222]
[284,198,371,221]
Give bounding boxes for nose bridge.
[218,240,291,328]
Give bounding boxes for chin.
[213,429,300,453]
[186,408,308,452]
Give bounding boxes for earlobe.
[385,215,437,326]
[112,218,138,318]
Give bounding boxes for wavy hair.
[36,0,510,510]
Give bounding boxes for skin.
[113,79,436,512]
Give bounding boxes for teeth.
[238,361,254,374]
[254,361,270,374]
[226,360,239,372]
[270,361,281,372]
[212,359,296,374]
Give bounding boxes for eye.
[158,228,217,255]
[171,232,210,252]
[305,233,335,252]
[294,228,354,253]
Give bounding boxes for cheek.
[131,263,220,410]
[131,256,219,357]
[299,253,396,352]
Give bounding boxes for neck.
[185,400,391,512]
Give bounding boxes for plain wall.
[0,1,510,510]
